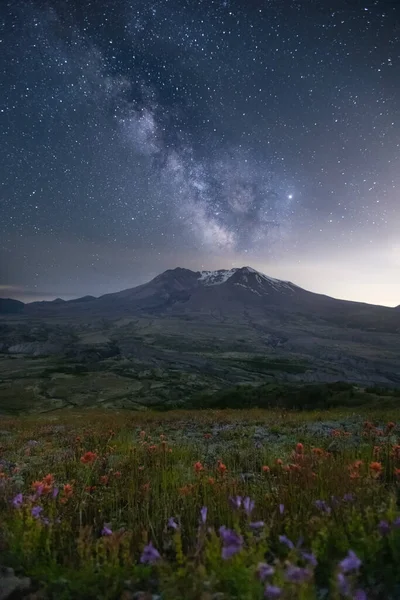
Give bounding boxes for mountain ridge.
[1,266,400,388]
[2,266,397,308]
[1,268,399,333]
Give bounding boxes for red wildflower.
[63,484,73,497]
[100,475,109,485]
[179,484,194,496]
[194,461,204,473]
[217,461,227,474]
[289,463,302,472]
[43,474,54,486]
[392,445,400,459]
[262,465,270,473]
[275,458,283,465]
[312,448,324,456]
[80,451,97,464]
[114,471,122,478]
[207,477,215,484]
[370,461,383,476]
[204,433,212,439]
[295,443,304,454]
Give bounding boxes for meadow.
[1,407,400,599]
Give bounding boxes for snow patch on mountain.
[198,266,296,294]
[198,269,237,285]
[233,282,262,296]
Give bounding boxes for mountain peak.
[195,266,296,294]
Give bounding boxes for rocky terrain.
[1,266,400,413]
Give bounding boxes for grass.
[1,407,400,599]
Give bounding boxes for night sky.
[1,0,400,306]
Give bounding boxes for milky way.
[1,0,399,305]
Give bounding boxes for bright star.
[288,194,293,199]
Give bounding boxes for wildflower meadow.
[1,407,400,599]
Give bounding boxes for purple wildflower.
[140,542,161,564]
[219,526,243,559]
[279,503,285,515]
[264,585,282,599]
[243,496,255,516]
[339,550,362,573]
[52,487,59,499]
[168,517,179,530]
[200,506,208,524]
[378,520,391,536]
[393,516,400,528]
[12,493,23,508]
[101,524,113,536]
[353,590,367,600]
[31,506,43,518]
[249,521,265,529]
[314,500,331,514]
[27,440,39,446]
[41,517,50,526]
[35,485,44,498]
[337,573,351,595]
[285,565,312,584]
[302,551,318,567]
[229,496,242,510]
[257,562,275,581]
[343,493,354,503]
[279,534,294,549]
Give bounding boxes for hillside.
[1,266,400,413]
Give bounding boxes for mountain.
[1,267,400,393]
[1,266,399,332]
[0,298,25,314]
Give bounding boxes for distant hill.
[0,298,25,314]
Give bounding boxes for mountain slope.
[0,298,25,314]
[2,266,399,333]
[1,266,400,388]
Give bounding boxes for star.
[0,0,399,305]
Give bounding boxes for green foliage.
[189,381,400,412]
[190,382,360,410]
[1,409,400,598]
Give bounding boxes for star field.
[1,0,400,305]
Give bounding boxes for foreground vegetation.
[1,407,400,599]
